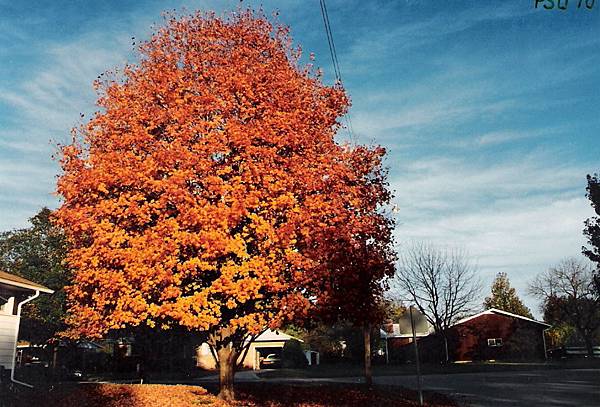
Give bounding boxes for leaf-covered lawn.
[3,384,221,407]
[6,383,457,407]
[235,383,458,407]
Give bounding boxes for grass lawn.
[256,359,600,379]
[1,382,457,406]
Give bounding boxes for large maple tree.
[55,10,393,399]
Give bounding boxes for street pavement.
[372,368,600,407]
[198,368,600,407]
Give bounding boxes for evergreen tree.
[483,272,533,318]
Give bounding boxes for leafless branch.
[392,241,482,334]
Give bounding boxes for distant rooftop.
[252,329,303,342]
[454,308,551,327]
[380,308,434,338]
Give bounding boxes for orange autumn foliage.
[55,10,393,344]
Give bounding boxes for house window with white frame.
[487,338,503,347]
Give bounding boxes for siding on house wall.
[0,314,18,370]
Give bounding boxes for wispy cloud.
[445,126,569,149]
[0,137,50,153]
[0,19,142,229]
[341,1,536,72]
[474,131,539,147]
[390,151,592,314]
[0,34,133,133]
[394,194,589,314]
[392,152,585,212]
[1,1,598,317]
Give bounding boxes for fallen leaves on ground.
[9,383,457,407]
[234,383,458,407]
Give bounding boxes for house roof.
[0,270,54,294]
[253,329,303,342]
[380,307,434,338]
[380,323,434,339]
[453,308,551,328]
[380,329,431,339]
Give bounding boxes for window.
[487,338,503,347]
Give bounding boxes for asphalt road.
[198,367,600,406]
[374,368,600,407]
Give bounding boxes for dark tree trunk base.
[217,346,237,401]
[217,387,235,401]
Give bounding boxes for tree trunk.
[442,333,449,363]
[363,323,372,386]
[52,345,59,378]
[583,335,595,359]
[217,346,237,401]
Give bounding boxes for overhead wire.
[319,0,341,82]
[318,0,356,144]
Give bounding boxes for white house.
[0,270,53,387]
[196,329,308,370]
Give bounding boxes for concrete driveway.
[374,368,600,407]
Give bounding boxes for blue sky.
[1,0,598,315]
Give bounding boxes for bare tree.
[529,257,600,357]
[394,242,482,362]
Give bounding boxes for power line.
[319,0,342,83]
[318,0,356,143]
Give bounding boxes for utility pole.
[385,335,389,365]
[410,305,423,406]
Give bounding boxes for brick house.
[383,308,551,363]
[445,308,551,361]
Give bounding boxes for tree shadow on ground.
[233,382,458,406]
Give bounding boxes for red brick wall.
[447,313,546,361]
[386,313,547,363]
